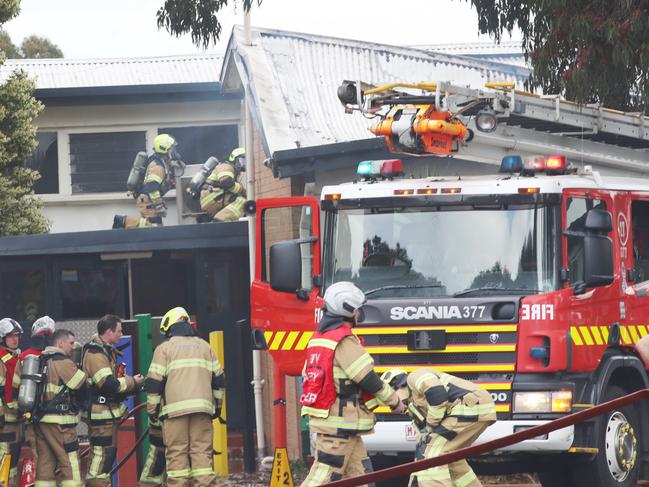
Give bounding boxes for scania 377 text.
[251,81,649,487]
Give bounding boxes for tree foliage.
[157,0,261,48]
[0,1,48,235]
[0,29,19,58]
[466,0,649,112]
[20,35,63,58]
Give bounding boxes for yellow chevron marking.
[599,326,609,344]
[590,326,604,345]
[269,331,286,350]
[375,364,515,373]
[281,331,300,350]
[264,332,273,344]
[620,326,631,345]
[355,325,517,335]
[639,325,648,337]
[570,327,583,346]
[579,326,594,346]
[366,345,515,354]
[628,325,640,343]
[477,383,512,390]
[295,332,313,350]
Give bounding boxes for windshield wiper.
[365,284,444,297]
[453,287,541,297]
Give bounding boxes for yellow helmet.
[160,306,190,333]
[228,147,245,162]
[154,134,177,155]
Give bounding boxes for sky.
[4,0,520,59]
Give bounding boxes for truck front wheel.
[571,385,640,487]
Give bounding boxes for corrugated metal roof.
[223,27,531,155]
[0,53,224,89]
[420,41,527,68]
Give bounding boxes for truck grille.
[356,324,517,419]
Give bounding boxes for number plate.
[407,330,447,351]
[405,424,418,441]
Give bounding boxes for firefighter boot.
[112,215,126,229]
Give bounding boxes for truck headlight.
[513,390,572,413]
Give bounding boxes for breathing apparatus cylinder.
[18,355,41,413]
[187,156,219,198]
[126,151,149,195]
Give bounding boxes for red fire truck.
[251,82,649,487]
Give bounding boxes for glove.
[148,414,161,428]
[218,176,235,190]
[391,399,406,415]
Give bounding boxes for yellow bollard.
[0,453,10,485]
[210,331,229,477]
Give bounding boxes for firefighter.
[0,318,22,487]
[13,316,57,471]
[33,329,87,487]
[82,314,144,487]
[199,147,247,222]
[380,368,497,487]
[300,282,405,487]
[138,423,165,486]
[113,134,183,229]
[146,307,224,487]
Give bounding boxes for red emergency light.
[521,155,569,175]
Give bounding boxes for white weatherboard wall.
[35,99,241,233]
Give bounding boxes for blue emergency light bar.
[499,155,523,173]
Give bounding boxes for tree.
[465,0,649,112]
[20,35,63,58]
[0,29,19,58]
[0,3,48,235]
[157,0,261,48]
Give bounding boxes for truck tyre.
[571,385,640,487]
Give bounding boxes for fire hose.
[325,388,649,487]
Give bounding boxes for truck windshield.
[325,204,560,298]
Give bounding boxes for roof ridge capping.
[4,52,225,65]
[233,25,530,73]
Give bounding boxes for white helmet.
[323,281,366,319]
[32,316,55,337]
[0,318,23,340]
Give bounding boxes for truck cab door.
[250,197,321,376]
[563,189,619,371]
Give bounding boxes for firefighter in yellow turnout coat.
[33,329,87,487]
[82,315,144,487]
[146,307,225,487]
[199,147,247,222]
[381,368,496,487]
[300,282,404,487]
[114,134,183,229]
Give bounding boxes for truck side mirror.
[269,240,302,292]
[582,208,614,288]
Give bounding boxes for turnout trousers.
[86,422,120,487]
[0,422,22,487]
[125,195,165,228]
[139,424,165,486]
[301,434,374,487]
[409,403,494,486]
[161,413,216,487]
[34,423,82,487]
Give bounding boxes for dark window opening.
[632,200,649,283]
[565,197,607,285]
[26,132,59,194]
[132,253,196,317]
[0,269,45,323]
[70,131,146,193]
[158,125,238,165]
[60,265,124,319]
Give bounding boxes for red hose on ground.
[325,388,649,487]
